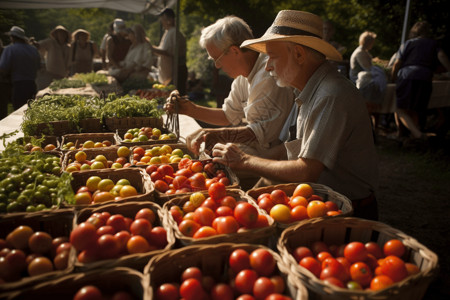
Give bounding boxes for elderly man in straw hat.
[211,10,379,220]
[0,26,40,112]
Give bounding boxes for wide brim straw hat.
[241,10,343,61]
[72,28,90,40]
[6,26,28,41]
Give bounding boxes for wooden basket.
[154,159,240,205]
[33,120,75,137]
[79,118,103,133]
[66,168,154,209]
[61,145,125,171]
[247,182,353,232]
[277,217,439,300]
[0,267,149,300]
[60,132,120,151]
[0,209,76,292]
[128,143,197,165]
[162,189,275,247]
[73,201,175,272]
[104,116,164,137]
[144,243,308,300]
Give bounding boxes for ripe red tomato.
[229,249,251,274]
[210,283,234,300]
[214,216,239,234]
[234,202,258,227]
[70,222,98,252]
[293,246,313,262]
[190,161,204,173]
[324,200,339,212]
[201,198,218,211]
[192,226,217,239]
[258,197,275,213]
[157,164,174,177]
[234,269,258,294]
[253,277,276,300]
[148,226,167,249]
[316,251,333,263]
[250,249,276,277]
[178,219,201,237]
[344,241,368,263]
[378,255,408,282]
[215,206,233,217]
[208,182,227,200]
[73,285,103,300]
[193,207,215,226]
[350,262,373,287]
[169,206,184,224]
[219,196,237,209]
[299,256,321,278]
[97,234,120,259]
[290,205,308,222]
[129,218,152,239]
[106,214,128,233]
[181,266,202,282]
[365,241,384,259]
[383,239,406,258]
[322,277,345,288]
[270,189,288,205]
[156,283,179,300]
[178,158,193,170]
[172,175,189,190]
[311,241,329,256]
[180,278,206,300]
[370,275,394,290]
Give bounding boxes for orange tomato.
[370,275,394,290]
[405,262,420,276]
[350,262,373,287]
[290,205,309,222]
[119,185,138,198]
[306,200,327,218]
[269,204,291,223]
[289,196,308,208]
[383,239,406,258]
[293,183,314,199]
[192,226,217,239]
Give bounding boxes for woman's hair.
[409,21,431,39]
[131,24,148,44]
[359,31,377,48]
[199,16,254,51]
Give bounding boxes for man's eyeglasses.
[208,47,230,67]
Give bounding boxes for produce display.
[121,127,177,143]
[131,144,192,165]
[64,146,132,172]
[48,72,108,91]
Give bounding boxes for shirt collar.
[295,61,334,106]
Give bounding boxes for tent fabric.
[0,0,176,14]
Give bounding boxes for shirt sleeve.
[355,50,373,71]
[221,76,247,125]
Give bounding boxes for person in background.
[0,39,12,119]
[349,31,387,133]
[186,71,204,101]
[31,25,71,89]
[71,29,99,75]
[109,24,153,83]
[211,10,379,220]
[391,21,441,141]
[99,21,114,70]
[106,19,131,70]
[0,26,40,111]
[164,16,295,188]
[151,8,187,94]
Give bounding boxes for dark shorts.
[396,79,432,112]
[12,80,37,110]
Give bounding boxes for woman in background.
[71,29,99,74]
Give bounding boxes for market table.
[374,80,450,114]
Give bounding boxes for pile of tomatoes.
[155,247,293,300]
[70,208,168,263]
[149,159,231,195]
[291,239,420,291]
[254,183,343,224]
[169,182,270,239]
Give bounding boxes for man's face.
[265,41,296,88]
[205,43,240,79]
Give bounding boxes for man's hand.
[186,128,229,155]
[163,90,193,115]
[212,143,247,169]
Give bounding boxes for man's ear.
[293,44,307,64]
[229,45,240,55]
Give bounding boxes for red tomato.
[311,241,329,256]
[265,294,291,300]
[210,283,234,300]
[248,214,269,228]
[270,275,285,294]
[299,256,321,278]
[322,277,345,288]
[316,251,333,263]
[365,241,384,259]
[229,249,251,274]
[270,189,288,205]
[234,202,258,227]
[405,262,420,276]
[178,219,201,237]
[293,246,313,262]
[253,277,276,300]
[180,278,206,300]
[250,248,276,276]
[135,208,156,224]
[215,206,234,217]
[70,222,98,252]
[155,283,179,300]
[73,285,102,300]
[324,200,338,212]
[97,234,120,259]
[181,266,202,282]
[169,206,184,224]
[172,175,189,190]
[193,207,215,226]
[106,214,128,233]
[150,171,164,182]
[192,226,217,239]
[96,225,115,237]
[234,269,258,294]
[178,158,193,170]
[208,182,227,200]
[219,176,230,186]
[157,164,174,177]
[129,218,152,239]
[289,196,308,208]
[236,294,256,300]
[114,230,131,253]
[148,226,167,249]
[344,241,368,263]
[370,275,394,290]
[258,197,275,213]
[175,168,194,178]
[219,196,237,209]
[350,262,373,287]
[201,197,218,211]
[383,239,406,258]
[214,216,239,234]
[190,161,203,173]
[189,173,206,190]
[378,255,408,282]
[290,205,308,222]
[257,193,271,202]
[154,180,169,193]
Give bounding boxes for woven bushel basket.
[66,168,154,209]
[79,117,103,133]
[144,242,308,300]
[73,201,175,271]
[117,128,179,147]
[163,189,275,247]
[34,120,74,137]
[61,145,124,171]
[277,217,439,300]
[0,209,76,292]
[154,159,240,205]
[247,182,353,233]
[104,116,164,137]
[128,143,197,165]
[60,132,120,150]
[0,267,149,300]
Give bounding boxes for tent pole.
[401,0,411,44]
[173,0,180,90]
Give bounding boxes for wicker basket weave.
[66,168,154,209]
[60,132,120,150]
[247,183,353,232]
[162,189,276,247]
[0,267,149,300]
[144,242,308,300]
[277,217,439,300]
[73,201,175,272]
[0,209,76,292]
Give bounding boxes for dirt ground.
[375,130,450,300]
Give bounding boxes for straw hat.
[5,26,28,41]
[241,10,343,61]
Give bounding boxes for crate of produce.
[60,132,120,151]
[66,168,154,208]
[104,116,164,137]
[0,209,76,292]
[144,242,308,300]
[247,182,353,233]
[117,126,179,147]
[277,217,439,300]
[16,135,60,152]
[163,189,275,247]
[0,267,148,300]
[61,145,132,172]
[72,201,175,271]
[129,143,197,166]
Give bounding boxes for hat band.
[270,26,321,38]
